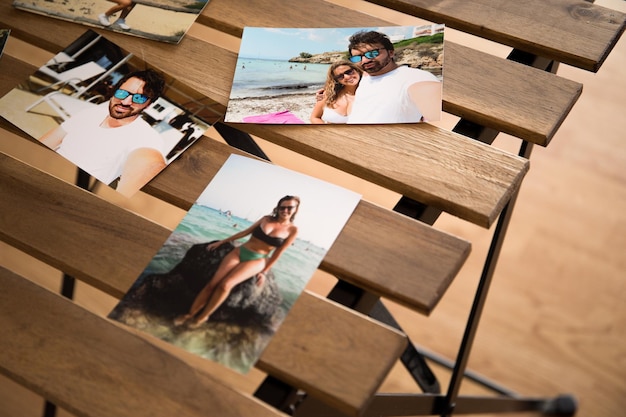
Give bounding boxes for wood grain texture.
[0,268,285,417]
[200,0,583,145]
[0,151,407,415]
[365,0,626,72]
[262,292,407,415]
[0,151,172,297]
[443,42,582,146]
[1,0,583,146]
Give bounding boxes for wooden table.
[0,1,623,416]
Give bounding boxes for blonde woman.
[174,196,300,328]
[310,61,362,124]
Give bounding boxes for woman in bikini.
[310,61,362,124]
[174,195,300,328]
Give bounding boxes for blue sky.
[195,155,361,250]
[238,26,426,61]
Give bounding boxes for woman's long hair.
[271,195,301,222]
[323,61,362,107]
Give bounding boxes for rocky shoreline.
[289,42,444,76]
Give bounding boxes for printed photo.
[225,24,444,125]
[12,0,210,44]
[108,154,362,373]
[0,30,221,197]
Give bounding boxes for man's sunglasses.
[113,89,150,104]
[334,68,356,81]
[349,49,382,63]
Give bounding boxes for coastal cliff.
[289,38,444,75]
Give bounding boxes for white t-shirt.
[57,103,165,185]
[348,66,440,124]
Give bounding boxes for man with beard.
[40,69,166,197]
[346,30,442,124]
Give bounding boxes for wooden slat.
[1,49,528,228]
[0,150,408,415]
[3,1,584,146]
[198,0,583,146]
[443,42,582,146]
[365,0,626,72]
[0,268,286,417]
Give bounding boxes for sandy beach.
[225,93,319,124]
[13,0,202,43]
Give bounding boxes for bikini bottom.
[239,246,269,262]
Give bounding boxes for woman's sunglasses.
[349,49,382,63]
[334,68,356,81]
[113,89,150,104]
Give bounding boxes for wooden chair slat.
[0,267,285,417]
[0,150,408,415]
[365,0,626,72]
[443,42,582,146]
[3,1,583,146]
[262,292,407,415]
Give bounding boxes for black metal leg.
[254,376,307,415]
[42,401,57,417]
[441,141,533,417]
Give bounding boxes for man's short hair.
[115,69,165,102]
[348,31,394,53]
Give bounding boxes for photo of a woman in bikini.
[174,195,300,328]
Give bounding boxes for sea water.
[141,205,326,312]
[230,57,330,99]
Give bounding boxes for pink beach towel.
[242,110,305,124]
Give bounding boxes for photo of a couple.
[225,25,444,125]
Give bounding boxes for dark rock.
[110,241,284,332]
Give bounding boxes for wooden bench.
[1,0,623,416]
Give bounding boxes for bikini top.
[322,106,349,124]
[252,224,286,247]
